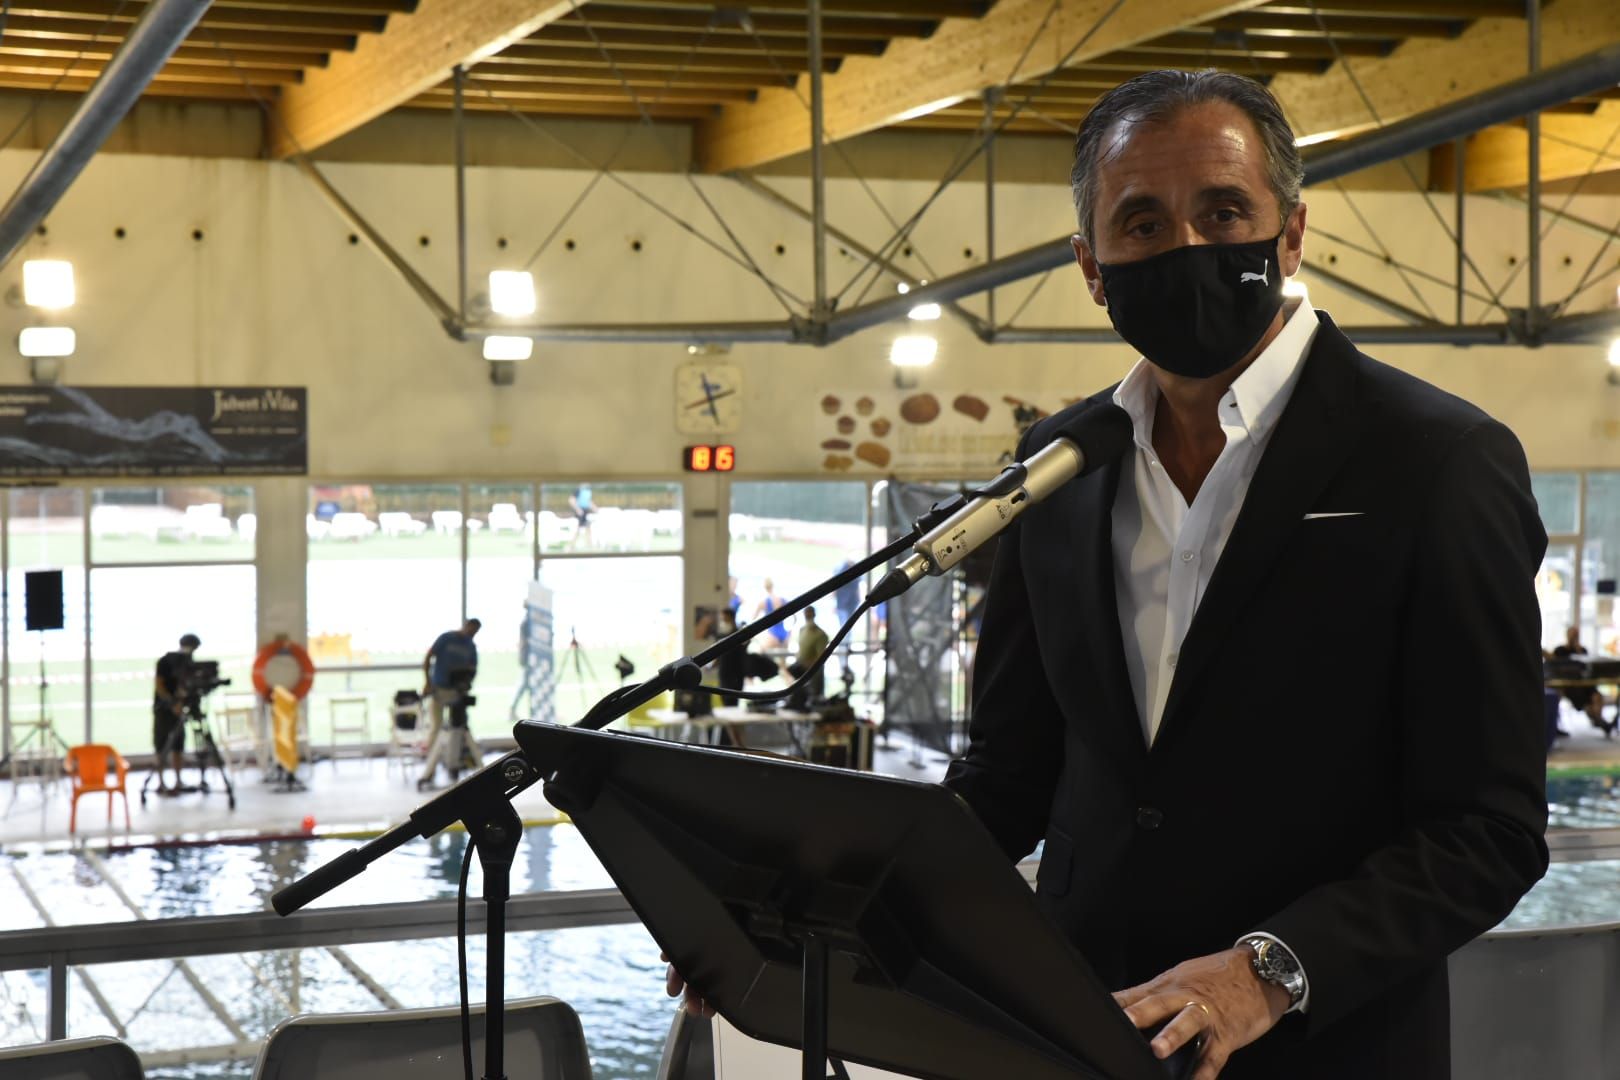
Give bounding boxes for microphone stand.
[270,520,962,1080]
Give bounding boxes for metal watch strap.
[1241,936,1306,1010]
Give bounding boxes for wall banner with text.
[0,386,307,478]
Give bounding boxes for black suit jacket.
[943,313,1550,1079]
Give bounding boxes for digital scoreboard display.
[682,444,736,472]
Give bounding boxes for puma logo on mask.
[1239,260,1269,286]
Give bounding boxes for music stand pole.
[803,933,829,1080]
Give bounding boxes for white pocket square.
[1302,512,1365,520]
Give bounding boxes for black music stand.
[516,722,1189,1080]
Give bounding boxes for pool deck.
[0,734,947,850]
[4,726,1611,851]
[1548,724,1620,774]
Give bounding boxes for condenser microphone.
[869,402,1132,604]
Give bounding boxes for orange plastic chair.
[65,744,130,834]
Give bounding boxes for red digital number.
[715,445,735,472]
[690,445,712,472]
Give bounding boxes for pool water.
[4,780,1619,1080]
[0,826,673,1079]
[1546,770,1620,829]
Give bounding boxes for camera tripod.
[0,634,72,790]
[562,627,598,708]
[140,700,237,810]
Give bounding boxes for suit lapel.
[1153,315,1361,752]
[1062,453,1148,765]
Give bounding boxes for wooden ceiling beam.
[405,95,714,120]
[1272,0,1620,146]
[0,13,356,53]
[559,7,939,41]
[1261,1,1524,16]
[1431,109,1620,191]
[1068,51,1328,75]
[0,71,270,99]
[496,42,837,73]
[531,25,888,57]
[601,0,988,17]
[428,78,750,104]
[470,60,786,88]
[0,54,300,84]
[695,0,1272,173]
[269,0,581,157]
[207,0,411,13]
[0,41,326,69]
[1209,12,1466,40]
[5,2,386,34]
[1126,29,1396,59]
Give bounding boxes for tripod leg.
[199,728,236,810]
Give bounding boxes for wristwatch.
[1239,935,1306,1013]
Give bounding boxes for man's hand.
[1113,947,1289,1080]
[661,952,715,1019]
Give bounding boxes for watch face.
[1255,941,1297,979]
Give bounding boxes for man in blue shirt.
[418,618,481,788]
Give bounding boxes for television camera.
[443,668,476,730]
[177,658,232,718]
[140,654,237,809]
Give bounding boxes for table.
[640,706,873,769]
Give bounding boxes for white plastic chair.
[251,997,592,1079]
[217,695,263,774]
[0,1036,145,1079]
[326,696,371,763]
[488,503,525,533]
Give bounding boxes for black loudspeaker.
[24,569,64,632]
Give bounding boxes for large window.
[5,489,87,750]
[1534,471,1620,655]
[467,485,537,737]
[91,486,255,564]
[305,484,465,741]
[89,565,257,753]
[539,483,681,554]
[538,556,683,721]
[726,481,878,713]
[305,482,682,742]
[3,486,257,756]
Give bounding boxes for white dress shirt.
[1111,298,1319,747]
[1109,299,1320,1012]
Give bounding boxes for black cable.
[697,598,873,703]
[457,839,475,1080]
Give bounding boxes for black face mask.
[1097,232,1286,379]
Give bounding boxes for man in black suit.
[942,71,1549,1078]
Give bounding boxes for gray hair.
[1070,70,1303,249]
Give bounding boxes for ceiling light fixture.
[23,260,74,309]
[483,335,533,361]
[488,270,536,317]
[18,326,75,357]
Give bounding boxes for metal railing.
[2,842,1617,1072]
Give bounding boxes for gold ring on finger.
[1185,1000,1211,1023]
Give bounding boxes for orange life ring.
[253,640,316,700]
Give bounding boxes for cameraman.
[418,618,482,789]
[152,633,200,794]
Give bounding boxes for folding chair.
[386,689,425,777]
[0,1035,145,1079]
[251,997,592,1079]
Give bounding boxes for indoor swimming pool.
[3,776,1619,1079]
